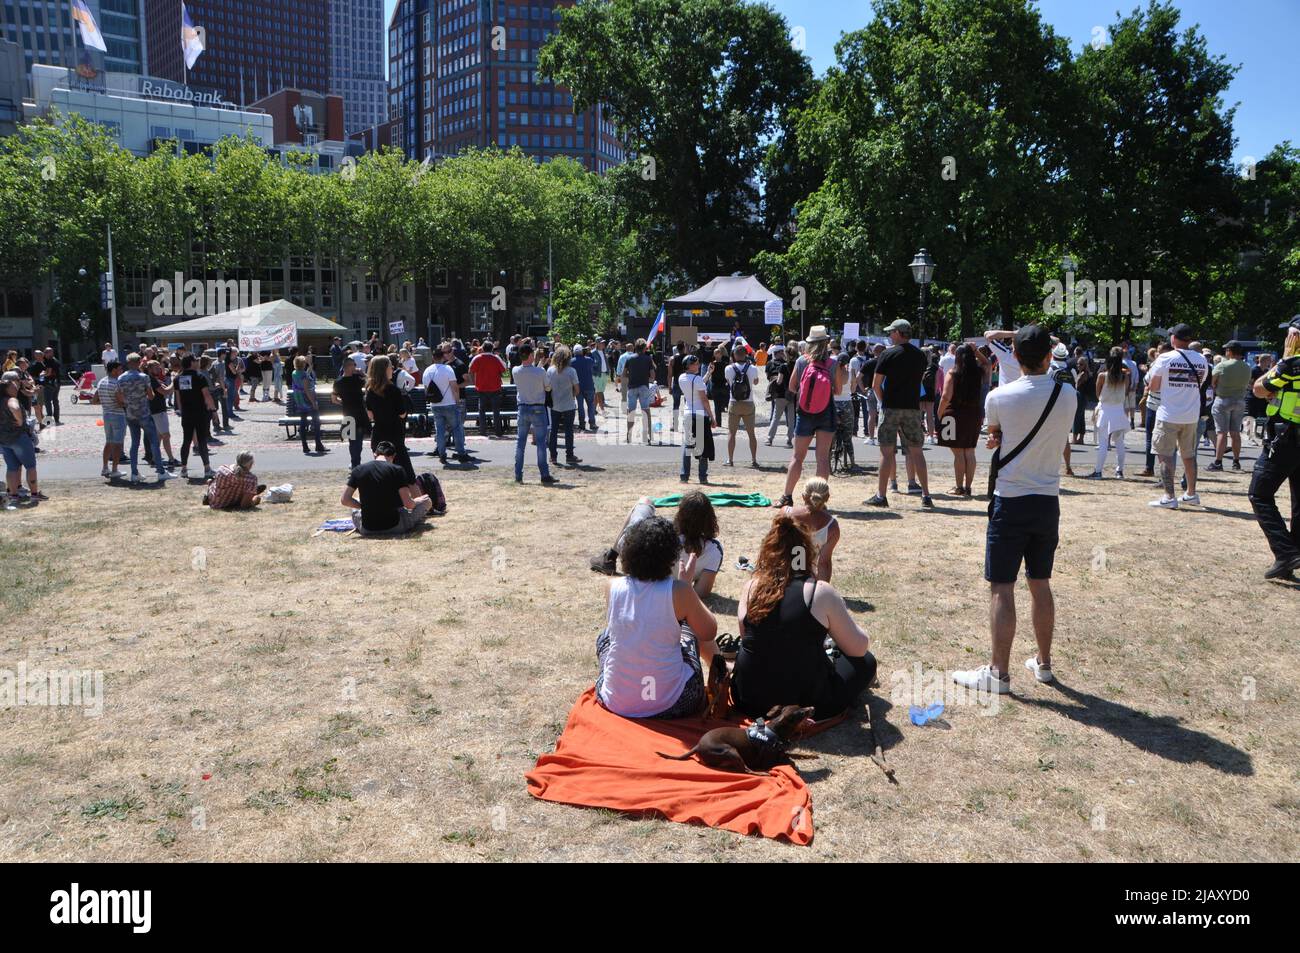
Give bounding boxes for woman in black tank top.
[732,516,877,720]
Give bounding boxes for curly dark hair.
[619,516,681,581]
[674,490,718,556]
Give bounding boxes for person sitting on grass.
[341,440,431,537]
[595,515,719,719]
[732,515,875,721]
[590,490,723,597]
[780,477,839,582]
[203,452,264,510]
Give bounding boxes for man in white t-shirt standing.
[101,343,118,366]
[984,328,1023,385]
[1146,323,1209,509]
[955,325,1075,695]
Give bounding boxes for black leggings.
[180,415,210,468]
[816,651,878,721]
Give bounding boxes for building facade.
[15,64,410,355]
[1,0,146,77]
[387,0,626,172]
[328,0,385,134]
[143,0,330,107]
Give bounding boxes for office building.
[329,0,385,134]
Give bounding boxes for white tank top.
[1099,375,1128,407]
[784,506,835,547]
[598,576,691,717]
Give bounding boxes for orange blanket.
[526,688,835,845]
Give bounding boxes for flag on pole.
[646,306,666,345]
[182,2,205,69]
[70,0,108,52]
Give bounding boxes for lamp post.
[909,248,936,344]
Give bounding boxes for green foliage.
[540,0,814,285]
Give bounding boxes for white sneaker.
[1148,496,1178,509]
[1025,656,1055,684]
[1179,492,1201,505]
[157,470,173,481]
[101,465,110,478]
[130,473,141,484]
[953,665,1011,694]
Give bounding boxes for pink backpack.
[798,359,833,414]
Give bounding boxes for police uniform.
[1248,327,1300,577]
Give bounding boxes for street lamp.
[909,248,936,343]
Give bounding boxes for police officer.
[1249,315,1300,580]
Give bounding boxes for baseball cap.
[884,318,912,335]
[1012,324,1053,366]
[1169,323,1195,341]
[1288,314,1300,332]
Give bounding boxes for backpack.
[798,359,833,414]
[767,359,787,400]
[416,472,447,514]
[729,362,753,401]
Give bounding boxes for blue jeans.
[432,404,465,458]
[127,415,163,475]
[578,389,596,430]
[515,404,551,479]
[222,381,236,424]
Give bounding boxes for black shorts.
[984,494,1060,584]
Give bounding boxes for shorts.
[594,374,609,393]
[1211,397,1246,435]
[627,384,652,413]
[1152,419,1198,458]
[985,494,1060,584]
[878,408,926,448]
[1,433,37,472]
[794,403,836,437]
[152,411,170,436]
[103,414,126,444]
[727,400,756,433]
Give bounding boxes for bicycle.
[831,405,856,475]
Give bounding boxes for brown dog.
[656,704,815,775]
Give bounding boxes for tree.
[1068,1,1240,343]
[768,0,1075,337]
[539,0,814,284]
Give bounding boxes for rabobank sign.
[139,78,227,107]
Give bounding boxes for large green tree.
[539,0,813,286]
[761,0,1075,338]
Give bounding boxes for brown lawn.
[0,459,1296,861]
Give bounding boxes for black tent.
[661,275,783,344]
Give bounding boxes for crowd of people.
[5,316,1298,723]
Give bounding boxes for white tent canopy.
[147,299,348,339]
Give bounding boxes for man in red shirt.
[469,341,508,437]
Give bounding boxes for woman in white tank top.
[781,477,840,581]
[1090,348,1133,479]
[594,515,719,718]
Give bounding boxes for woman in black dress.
[936,343,987,496]
[1072,357,1093,445]
[364,355,413,482]
[709,344,730,424]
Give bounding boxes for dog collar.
[747,719,785,752]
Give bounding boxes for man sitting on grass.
[203,452,264,510]
[341,440,431,536]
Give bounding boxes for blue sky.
[384,0,1295,161]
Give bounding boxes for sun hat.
[805,325,831,343]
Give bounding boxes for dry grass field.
[1,458,1297,862]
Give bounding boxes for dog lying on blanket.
[656,705,815,775]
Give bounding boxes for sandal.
[776,494,794,508]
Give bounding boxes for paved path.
[31,386,1262,486]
